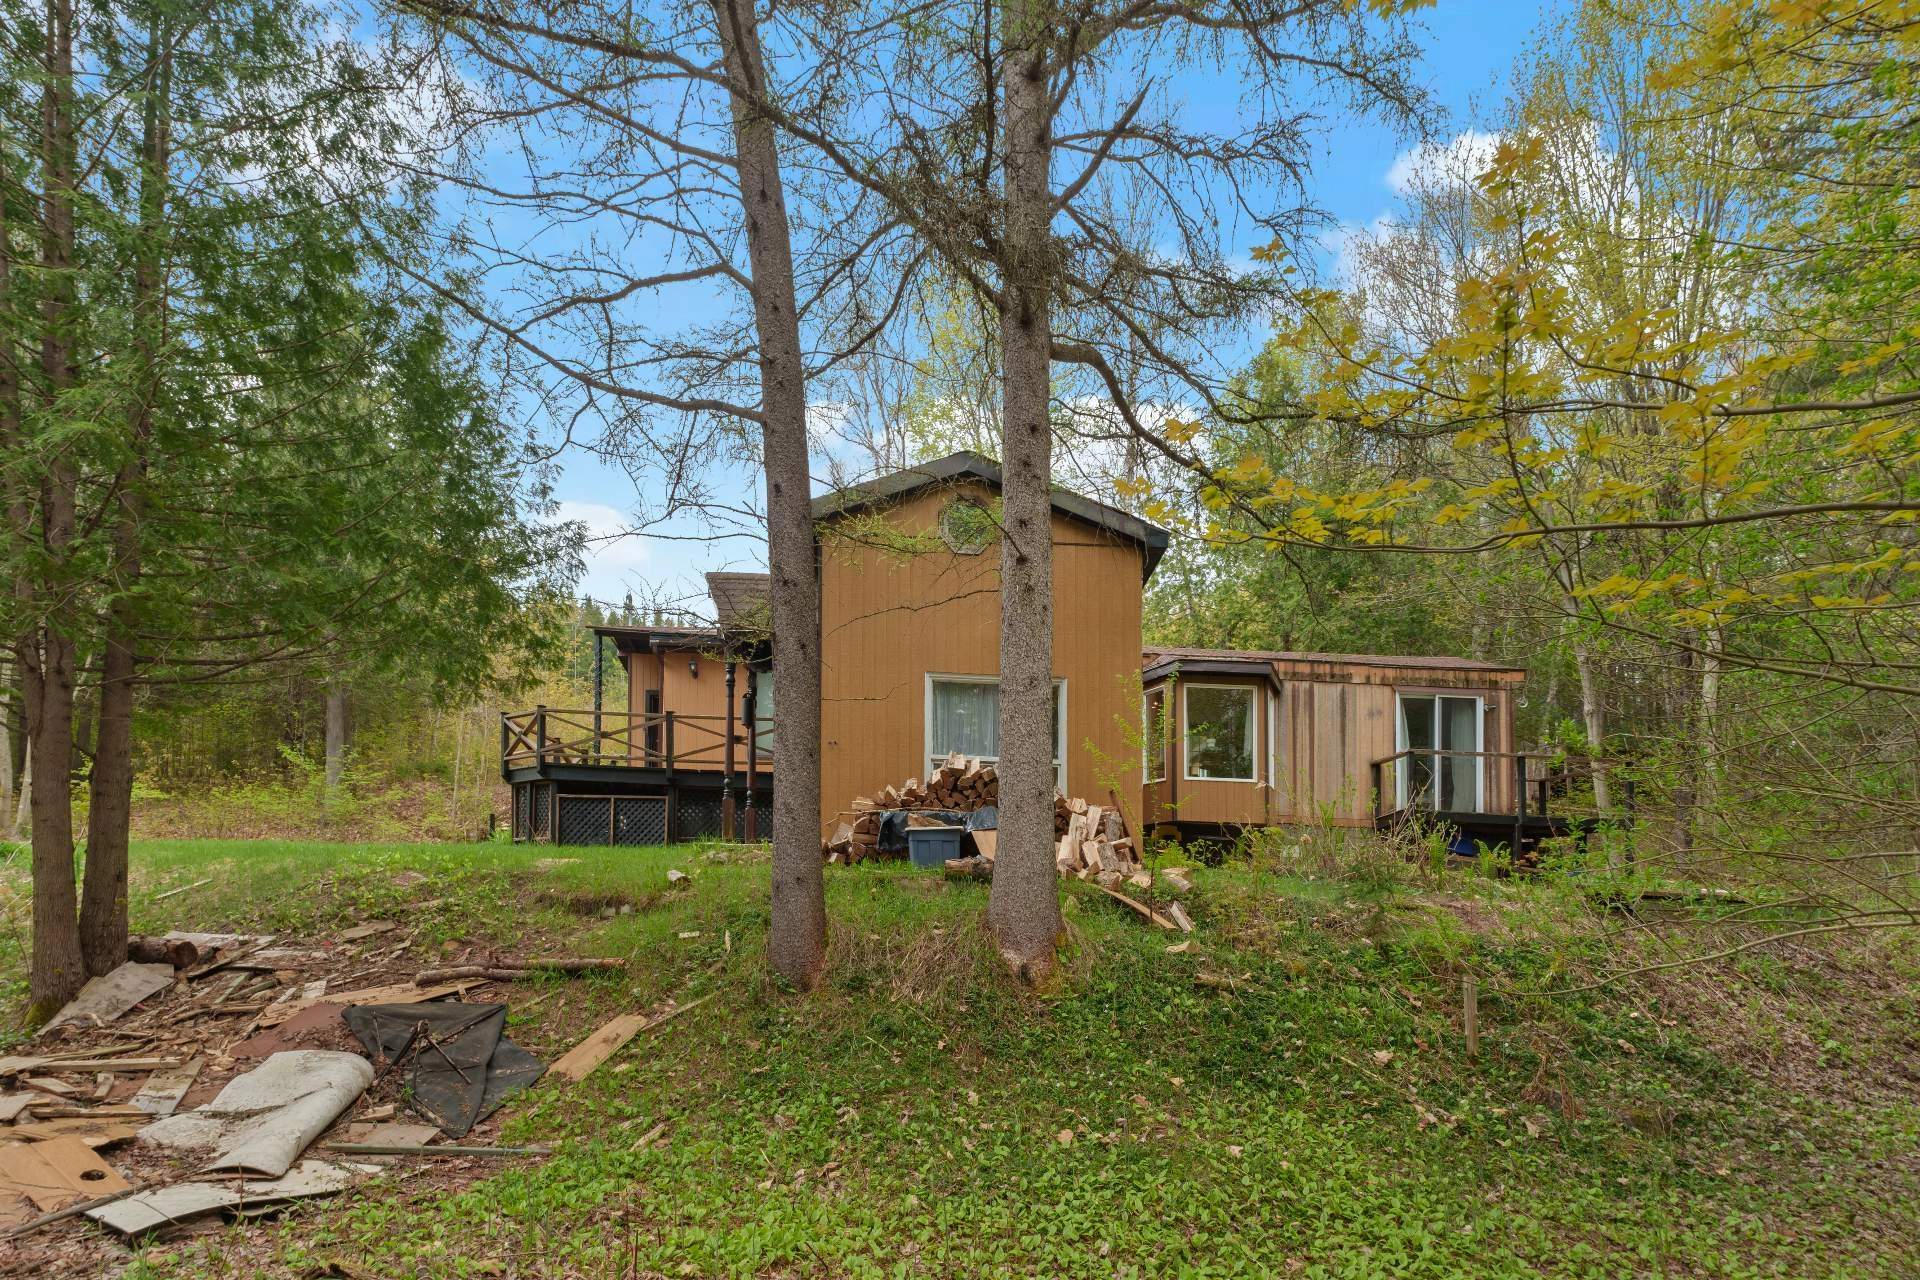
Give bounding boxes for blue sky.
[550,0,1561,611]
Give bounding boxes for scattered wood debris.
[38,963,174,1034]
[1,918,575,1262]
[551,992,715,1084]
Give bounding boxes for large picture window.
[1183,684,1258,782]
[926,675,1065,789]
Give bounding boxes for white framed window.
[925,674,1066,790]
[1143,686,1169,784]
[1182,683,1259,782]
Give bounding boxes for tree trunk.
[712,0,826,989]
[81,18,169,977]
[325,680,350,791]
[1670,640,1696,869]
[81,634,134,974]
[26,0,87,1015]
[0,662,12,821]
[985,0,1062,983]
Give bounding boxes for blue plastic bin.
[906,825,966,869]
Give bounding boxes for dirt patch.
[536,887,658,918]
[1414,893,1513,938]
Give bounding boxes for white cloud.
[553,500,652,601]
[1385,129,1504,196]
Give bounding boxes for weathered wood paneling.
[818,482,1144,834]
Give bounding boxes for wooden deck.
[500,708,769,845]
[1370,748,1620,860]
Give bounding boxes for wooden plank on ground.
[264,980,476,1028]
[131,1058,202,1117]
[550,994,714,1084]
[549,1014,647,1083]
[1096,885,1177,930]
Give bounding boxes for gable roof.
[811,451,1171,579]
[705,571,771,631]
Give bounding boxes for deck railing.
[500,707,769,776]
[1369,749,1625,823]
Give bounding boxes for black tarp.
[343,1002,545,1138]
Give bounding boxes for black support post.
[592,634,604,759]
[744,679,759,842]
[1512,753,1526,858]
[722,661,737,841]
[664,712,677,842]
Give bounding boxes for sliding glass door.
[1398,694,1482,811]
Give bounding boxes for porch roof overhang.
[591,624,767,663]
[1141,656,1283,693]
[1143,645,1525,688]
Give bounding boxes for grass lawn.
[3,837,1916,1278]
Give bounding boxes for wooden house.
[501,452,1571,854]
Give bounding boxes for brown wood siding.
[1278,679,1520,827]
[818,482,1144,834]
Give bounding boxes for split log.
[127,936,200,969]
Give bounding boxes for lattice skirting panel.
[513,783,533,841]
[554,794,669,846]
[531,785,552,841]
[676,795,723,841]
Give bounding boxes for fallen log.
[413,957,625,984]
[127,936,200,969]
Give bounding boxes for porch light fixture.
[689,658,699,678]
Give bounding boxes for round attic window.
[938,499,996,555]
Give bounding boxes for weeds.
[5,837,1915,1278]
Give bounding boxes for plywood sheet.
[87,1159,366,1236]
[0,1135,130,1211]
[40,963,173,1033]
[0,1118,142,1148]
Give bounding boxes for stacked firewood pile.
[823,754,998,863]
[1049,796,1143,885]
[822,755,1145,887]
